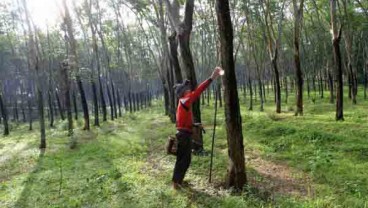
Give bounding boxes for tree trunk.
[92,80,99,126]
[328,61,335,104]
[106,82,114,120]
[169,31,183,83]
[330,0,344,121]
[343,0,357,104]
[248,78,253,111]
[293,0,304,116]
[364,61,367,99]
[262,81,266,103]
[216,0,247,190]
[284,76,288,103]
[55,91,65,120]
[37,88,46,149]
[72,90,78,120]
[117,88,122,117]
[319,71,324,98]
[272,58,282,113]
[28,97,33,131]
[61,62,73,137]
[0,94,9,136]
[48,90,54,127]
[306,76,310,99]
[77,75,90,130]
[128,91,133,113]
[111,82,118,119]
[258,79,264,111]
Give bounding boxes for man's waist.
[176,127,193,134]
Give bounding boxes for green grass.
[0,87,368,207]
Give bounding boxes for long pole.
[209,86,219,183]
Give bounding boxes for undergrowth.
[0,87,367,207]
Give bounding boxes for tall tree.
[260,0,285,113]
[342,0,357,104]
[0,93,9,136]
[165,0,202,125]
[216,0,247,190]
[330,0,344,121]
[293,0,305,116]
[22,0,46,149]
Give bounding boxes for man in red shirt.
[172,67,222,189]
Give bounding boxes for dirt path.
[246,150,314,199]
[143,118,314,199]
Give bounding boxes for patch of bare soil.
[247,150,314,199]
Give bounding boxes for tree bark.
[55,91,65,120]
[248,78,253,111]
[293,0,305,116]
[216,0,247,190]
[72,90,78,120]
[77,75,90,130]
[48,90,54,127]
[92,80,99,126]
[0,94,9,136]
[61,62,73,137]
[106,82,114,120]
[330,0,344,121]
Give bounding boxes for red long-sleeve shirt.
[176,78,212,132]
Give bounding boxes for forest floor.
[1,89,368,208]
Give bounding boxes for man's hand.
[211,67,223,80]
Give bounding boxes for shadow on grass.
[12,134,125,207]
[14,149,46,207]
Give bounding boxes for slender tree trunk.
[262,81,266,103]
[128,91,133,113]
[293,0,305,116]
[284,76,288,103]
[111,82,117,119]
[306,76,310,99]
[320,71,324,98]
[77,75,90,130]
[364,61,367,99]
[61,62,73,137]
[92,80,99,126]
[117,88,122,117]
[272,59,282,113]
[56,91,65,120]
[169,31,183,83]
[132,92,136,112]
[248,78,253,111]
[48,90,54,127]
[330,0,344,121]
[28,97,33,131]
[343,0,357,104]
[216,0,246,190]
[37,88,46,149]
[72,90,78,120]
[258,79,264,111]
[106,82,114,120]
[0,94,9,136]
[328,60,335,103]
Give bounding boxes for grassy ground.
[0,87,367,207]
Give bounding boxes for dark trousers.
[172,131,192,183]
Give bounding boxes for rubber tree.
[164,0,202,125]
[22,0,46,149]
[0,93,9,136]
[216,0,247,190]
[260,0,286,113]
[330,0,344,121]
[293,0,305,116]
